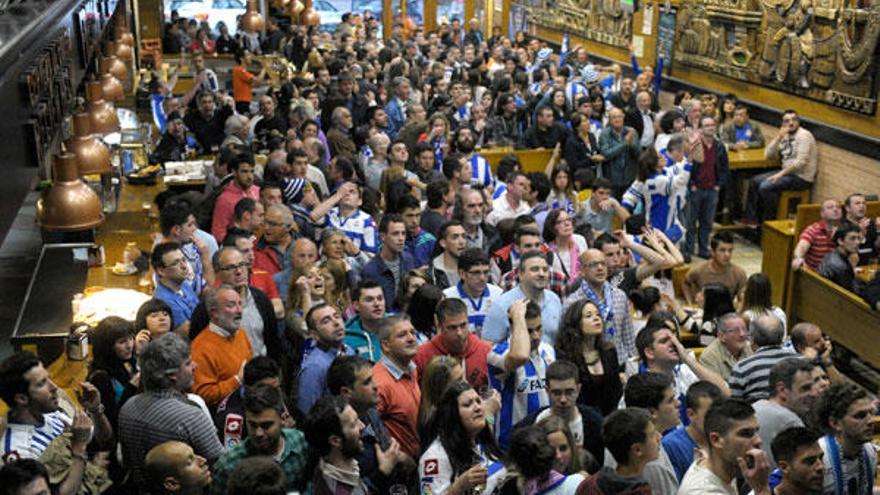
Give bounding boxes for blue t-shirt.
[153,281,199,329]
[661,425,698,482]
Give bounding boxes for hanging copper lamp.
[37,153,105,232]
[65,113,111,175]
[288,0,304,21]
[114,21,135,48]
[99,57,125,102]
[241,0,266,33]
[113,33,133,62]
[86,81,121,134]
[102,42,128,81]
[300,0,320,26]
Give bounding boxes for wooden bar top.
[728,147,780,170]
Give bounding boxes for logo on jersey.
[423,458,439,476]
[516,377,547,393]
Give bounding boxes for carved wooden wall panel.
[675,0,880,114]
[523,0,634,48]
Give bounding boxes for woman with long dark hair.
[419,381,504,495]
[554,299,623,415]
[88,316,140,488]
[543,209,589,284]
[740,273,787,336]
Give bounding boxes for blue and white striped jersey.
[323,207,379,254]
[622,160,692,244]
[488,341,556,450]
[442,282,504,336]
[565,82,590,112]
[469,153,494,188]
[1,411,70,463]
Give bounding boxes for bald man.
[145,441,212,495]
[274,238,319,302]
[563,249,636,364]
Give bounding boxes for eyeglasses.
[163,258,188,268]
[218,262,249,272]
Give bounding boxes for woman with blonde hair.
[418,113,451,169]
[537,415,590,475]
[322,258,352,315]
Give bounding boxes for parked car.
[164,0,248,35]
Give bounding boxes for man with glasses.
[188,247,280,362]
[443,248,503,336]
[742,109,817,225]
[563,249,636,365]
[514,360,606,467]
[151,242,200,336]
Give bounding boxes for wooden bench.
[481,147,554,174]
[776,190,811,220]
[790,268,880,368]
[795,200,880,236]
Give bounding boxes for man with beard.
[753,358,818,469]
[188,247,279,362]
[120,334,224,486]
[329,355,409,493]
[253,95,287,147]
[427,220,467,289]
[454,188,497,255]
[145,441,213,495]
[209,384,309,495]
[306,396,393,494]
[374,315,422,462]
[191,286,253,407]
[397,195,436,268]
[455,127,494,189]
[769,427,825,495]
[326,106,357,160]
[212,150,260,243]
[0,351,111,467]
[524,106,569,149]
[152,111,189,164]
[297,304,355,415]
[184,91,235,154]
[816,383,877,495]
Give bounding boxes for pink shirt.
[211,181,260,242]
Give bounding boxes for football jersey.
[0,411,70,464]
[442,283,504,336]
[622,160,692,243]
[324,207,379,254]
[469,153,494,188]
[488,341,556,449]
[419,439,505,495]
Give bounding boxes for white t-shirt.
[443,283,504,335]
[678,460,737,495]
[419,438,505,495]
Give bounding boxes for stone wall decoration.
[522,0,634,48]
[674,0,880,114]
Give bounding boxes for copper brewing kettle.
[301,0,320,27]
[85,81,121,134]
[36,153,105,232]
[103,42,128,81]
[99,57,125,102]
[241,0,266,33]
[65,113,111,175]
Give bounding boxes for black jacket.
[524,122,570,149]
[818,249,862,295]
[151,132,187,164]
[624,108,655,141]
[183,105,234,154]
[515,404,606,468]
[564,132,601,175]
[321,91,370,131]
[189,286,281,364]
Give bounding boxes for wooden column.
[137,0,163,39]
[501,0,509,36]
[464,0,475,23]
[425,0,437,32]
[382,0,392,40]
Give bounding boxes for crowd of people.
[1,8,879,495]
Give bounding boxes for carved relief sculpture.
[674,0,880,114]
[521,0,633,48]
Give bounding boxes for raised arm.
[672,335,731,396]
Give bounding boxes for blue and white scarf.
[581,281,616,337]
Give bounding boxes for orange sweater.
[192,326,252,406]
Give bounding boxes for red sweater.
[413,333,491,390]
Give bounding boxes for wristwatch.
[88,403,105,416]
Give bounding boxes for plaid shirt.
[210,428,310,495]
[562,282,636,365]
[499,269,570,300]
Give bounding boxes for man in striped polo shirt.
[0,352,112,464]
[728,314,797,403]
[487,300,555,450]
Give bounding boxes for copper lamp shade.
[241,0,266,33]
[113,35,133,62]
[102,42,128,81]
[288,0,304,20]
[65,113,111,175]
[86,81,121,134]
[99,58,125,102]
[37,153,105,232]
